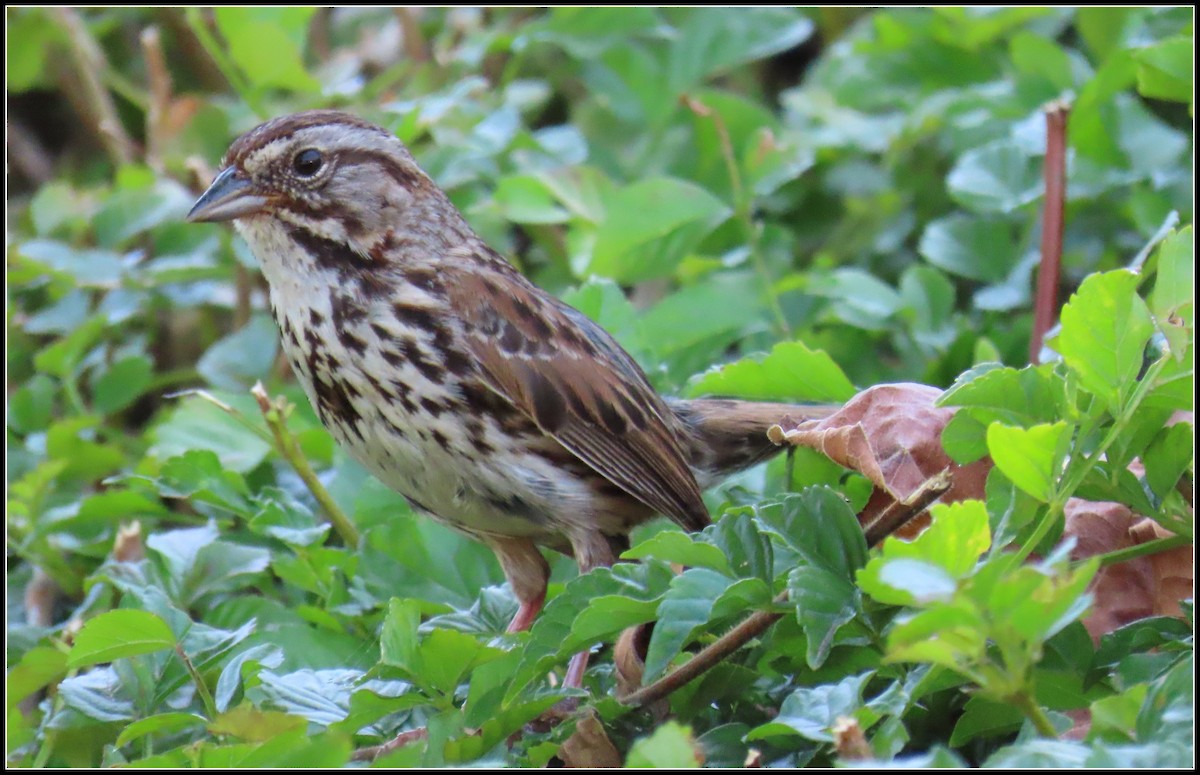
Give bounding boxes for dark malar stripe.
[287,226,392,300]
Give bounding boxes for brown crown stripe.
[225,110,389,167]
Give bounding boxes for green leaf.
[946,139,1041,214]
[589,177,731,282]
[986,422,1069,502]
[1142,422,1193,501]
[507,562,671,701]
[196,314,280,391]
[861,558,958,606]
[444,694,564,763]
[213,8,320,91]
[860,500,991,596]
[668,8,815,94]
[984,740,1092,767]
[116,712,209,748]
[418,629,505,696]
[1056,270,1156,413]
[57,666,136,722]
[1134,36,1193,105]
[380,598,423,674]
[918,215,1019,283]
[985,468,1042,550]
[150,393,273,474]
[639,272,764,357]
[1074,8,1130,63]
[686,341,856,402]
[885,602,987,669]
[1009,31,1074,91]
[950,696,1023,745]
[6,645,69,710]
[940,410,991,464]
[68,610,176,668]
[625,720,704,768]
[493,175,570,224]
[1089,683,1147,742]
[93,175,194,247]
[91,355,154,415]
[1150,226,1194,358]
[810,268,903,330]
[6,8,58,92]
[747,672,871,743]
[1095,616,1194,668]
[1071,48,1139,164]
[208,704,306,742]
[525,7,662,59]
[152,450,254,516]
[623,530,732,576]
[754,489,868,577]
[788,564,861,669]
[215,644,283,712]
[644,568,734,681]
[710,508,773,583]
[45,415,126,481]
[938,363,1063,427]
[17,239,125,287]
[33,315,108,378]
[8,373,57,433]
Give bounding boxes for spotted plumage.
[188,110,836,688]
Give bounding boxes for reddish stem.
[1030,100,1071,364]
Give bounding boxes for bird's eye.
[293,148,323,177]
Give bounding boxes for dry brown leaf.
[832,715,872,760]
[558,710,622,769]
[774,383,991,537]
[113,520,145,564]
[1128,519,1193,620]
[1064,499,1193,641]
[614,623,670,719]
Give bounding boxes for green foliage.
[6,6,1192,768]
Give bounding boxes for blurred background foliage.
[6,6,1194,768]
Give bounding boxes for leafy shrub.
[7,7,1193,767]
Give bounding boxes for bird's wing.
[441,257,710,532]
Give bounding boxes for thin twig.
[233,263,253,329]
[623,471,950,710]
[622,604,785,709]
[1030,99,1071,364]
[862,469,954,547]
[682,95,791,339]
[176,644,218,719]
[183,7,265,117]
[154,8,229,90]
[49,7,136,164]
[309,7,333,63]
[140,26,172,173]
[395,7,430,63]
[1093,534,1191,569]
[251,382,361,546]
[6,117,55,185]
[18,568,58,716]
[350,727,429,762]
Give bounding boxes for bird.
[187,110,834,689]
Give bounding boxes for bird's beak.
[186,167,269,223]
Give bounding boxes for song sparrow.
[188,110,833,688]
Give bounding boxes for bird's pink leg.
[560,531,617,690]
[505,588,545,633]
[485,536,551,634]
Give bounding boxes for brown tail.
[668,398,839,487]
